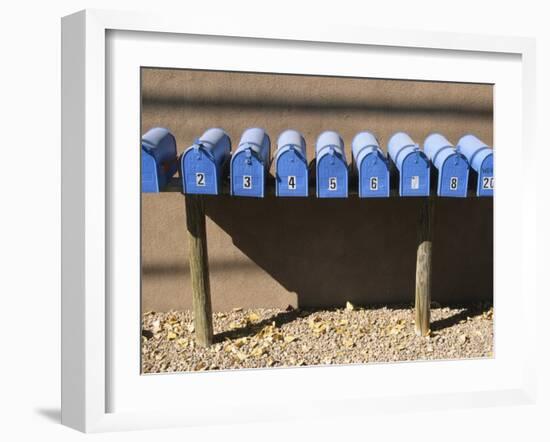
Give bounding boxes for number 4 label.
[482,176,494,190]
[287,176,297,190]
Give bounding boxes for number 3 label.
[328,177,337,191]
[243,175,252,189]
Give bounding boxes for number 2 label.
[196,172,205,187]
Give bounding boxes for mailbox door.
[359,153,389,198]
[141,150,159,193]
[276,150,308,197]
[477,154,494,197]
[401,154,430,196]
[439,154,469,197]
[182,152,218,195]
[231,152,265,197]
[317,156,348,198]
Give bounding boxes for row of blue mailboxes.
[141,127,494,198]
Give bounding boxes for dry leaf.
[247,312,261,322]
[251,347,265,357]
[343,338,354,348]
[458,334,468,344]
[232,307,243,312]
[346,301,355,311]
[284,335,297,344]
[167,331,177,340]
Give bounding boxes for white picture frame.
[61,9,538,433]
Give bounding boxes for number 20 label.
[482,177,494,190]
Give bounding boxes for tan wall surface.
[141,69,493,312]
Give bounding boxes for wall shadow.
[204,195,493,309]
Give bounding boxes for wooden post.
[415,196,435,336]
[185,194,214,346]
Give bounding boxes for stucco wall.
[141,68,493,312]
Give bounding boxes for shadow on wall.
[203,195,493,308]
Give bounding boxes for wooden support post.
[185,194,214,346]
[415,196,435,337]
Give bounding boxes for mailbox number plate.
[449,176,458,190]
[328,177,337,191]
[411,176,419,190]
[195,172,205,187]
[482,177,494,190]
[288,175,297,190]
[243,175,252,189]
[370,177,379,191]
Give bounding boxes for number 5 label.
[328,177,337,191]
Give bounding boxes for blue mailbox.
[424,133,469,198]
[274,129,308,197]
[230,128,271,197]
[456,134,494,197]
[181,128,231,195]
[387,132,430,197]
[315,131,348,198]
[141,127,178,193]
[351,131,390,198]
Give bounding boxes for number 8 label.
[449,176,458,190]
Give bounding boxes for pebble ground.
[141,302,493,373]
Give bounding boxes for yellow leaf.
[167,331,177,340]
[232,307,243,312]
[247,312,261,322]
[345,301,355,311]
[343,338,354,348]
[284,335,297,343]
[251,347,265,357]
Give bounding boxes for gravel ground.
[141,302,493,373]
